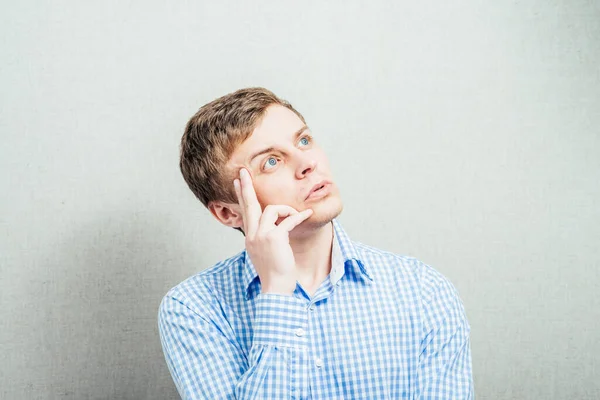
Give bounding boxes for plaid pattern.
[158,218,473,399]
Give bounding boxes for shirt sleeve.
[415,267,474,399]
[158,290,309,400]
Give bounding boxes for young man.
[158,88,474,399]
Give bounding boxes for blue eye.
[261,136,312,172]
[263,157,278,170]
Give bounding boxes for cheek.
[255,180,297,207]
[315,149,331,168]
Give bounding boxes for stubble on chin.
[303,198,344,229]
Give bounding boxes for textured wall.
[1,1,598,398]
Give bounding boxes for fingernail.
[233,179,239,189]
[239,168,247,177]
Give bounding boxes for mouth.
[306,181,332,200]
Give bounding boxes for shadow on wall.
[28,210,197,399]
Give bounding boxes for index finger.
[239,168,262,236]
[233,178,247,233]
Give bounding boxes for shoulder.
[353,241,461,300]
[351,240,426,280]
[158,250,245,316]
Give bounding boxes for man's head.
[180,87,342,236]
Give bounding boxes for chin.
[302,196,344,229]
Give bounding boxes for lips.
[306,180,331,200]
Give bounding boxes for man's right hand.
[233,168,313,296]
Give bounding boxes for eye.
[299,135,312,146]
[263,156,279,170]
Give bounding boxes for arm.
[158,168,313,399]
[158,291,309,400]
[415,267,474,399]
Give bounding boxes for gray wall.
[1,1,598,399]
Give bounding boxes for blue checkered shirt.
[158,218,473,399]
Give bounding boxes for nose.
[295,153,317,179]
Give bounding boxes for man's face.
[226,104,343,232]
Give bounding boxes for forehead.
[250,104,305,141]
[227,104,305,167]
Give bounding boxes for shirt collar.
[243,218,373,300]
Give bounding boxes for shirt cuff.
[252,293,309,348]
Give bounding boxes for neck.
[290,221,334,291]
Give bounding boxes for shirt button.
[308,305,316,311]
[315,358,323,368]
[294,328,305,337]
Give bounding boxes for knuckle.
[264,230,277,241]
[255,231,267,240]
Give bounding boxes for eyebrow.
[248,125,309,164]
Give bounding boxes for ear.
[208,200,243,229]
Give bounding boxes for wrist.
[260,281,296,295]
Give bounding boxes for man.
[158,87,474,399]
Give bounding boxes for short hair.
[180,87,306,234]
